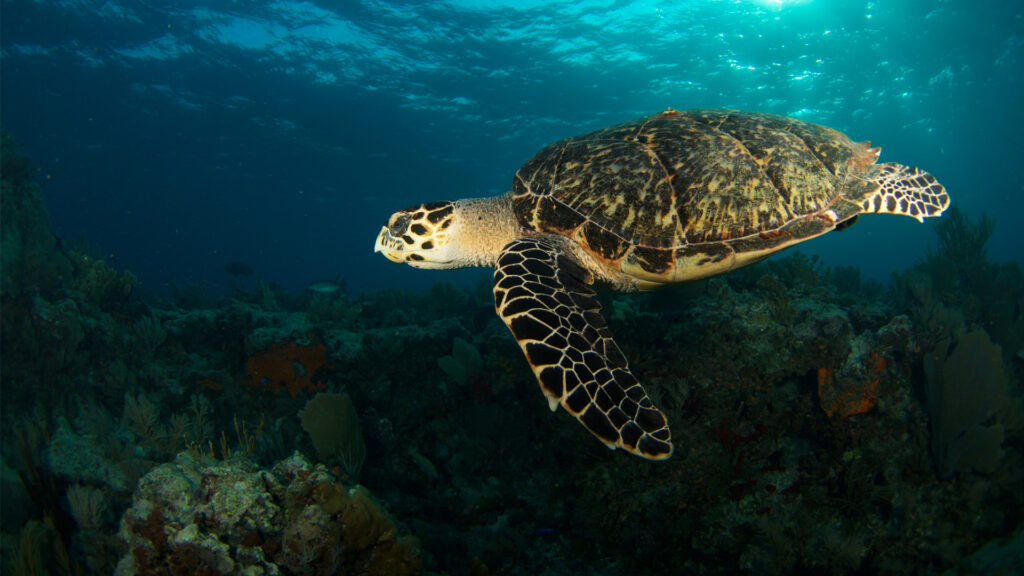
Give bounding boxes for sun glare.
[751,0,813,10]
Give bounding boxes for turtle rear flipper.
[493,236,673,460]
[861,163,950,222]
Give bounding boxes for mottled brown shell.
[511,108,882,282]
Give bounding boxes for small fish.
[409,449,440,480]
[307,281,343,294]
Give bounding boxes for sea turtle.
[374,108,949,460]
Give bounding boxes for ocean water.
[3,2,1024,575]
[2,0,1021,296]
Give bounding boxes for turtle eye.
[389,213,411,236]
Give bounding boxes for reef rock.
[115,452,421,576]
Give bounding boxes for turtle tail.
[861,163,950,222]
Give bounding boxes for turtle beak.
[374,226,406,263]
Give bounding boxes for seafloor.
[2,132,1022,575]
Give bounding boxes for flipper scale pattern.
[493,236,673,460]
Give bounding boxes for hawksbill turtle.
[374,108,949,460]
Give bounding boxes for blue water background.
[2,0,1021,296]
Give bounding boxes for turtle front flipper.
[493,236,673,460]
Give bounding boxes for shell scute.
[623,245,675,276]
[573,220,630,262]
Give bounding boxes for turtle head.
[374,201,459,269]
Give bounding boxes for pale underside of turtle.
[374,108,950,460]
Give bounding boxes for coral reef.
[818,329,892,420]
[69,252,139,310]
[0,131,74,300]
[47,417,130,492]
[437,337,483,387]
[116,452,420,576]
[241,338,331,398]
[299,392,366,481]
[893,204,1024,363]
[924,329,1007,476]
[1,136,1021,576]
